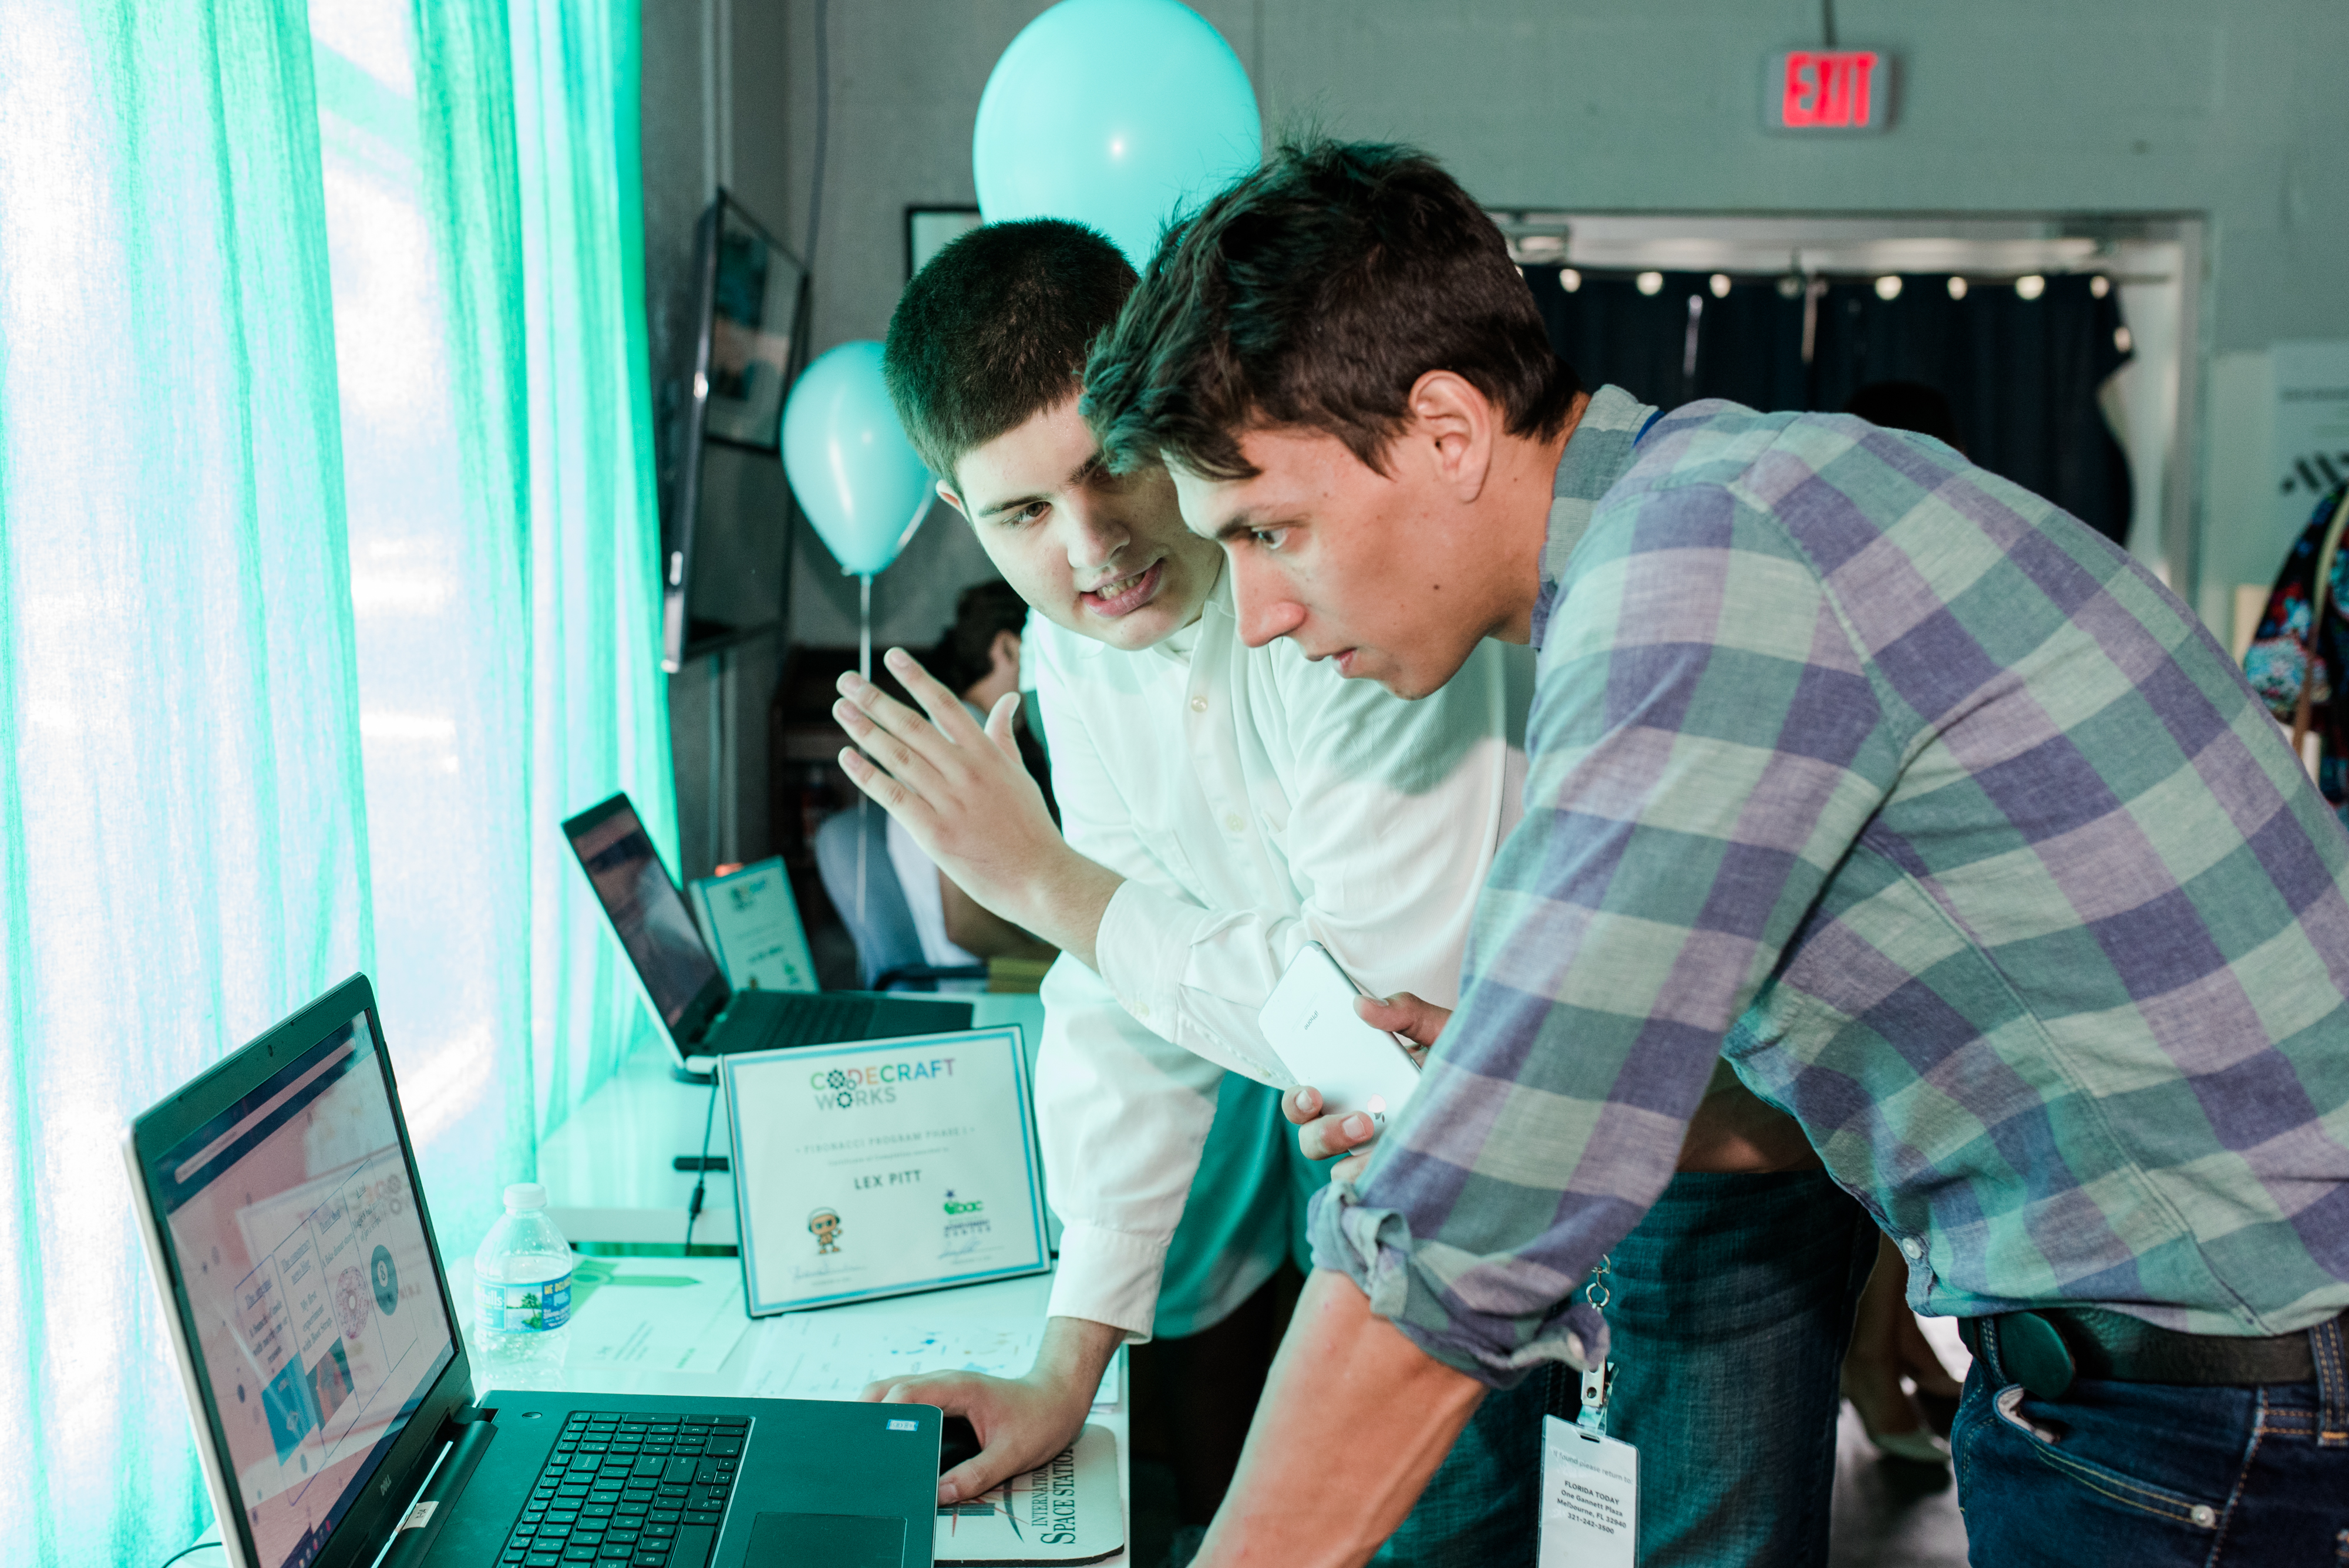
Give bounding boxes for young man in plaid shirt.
[1082,140,2349,1566]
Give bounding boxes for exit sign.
[1768,50,1893,132]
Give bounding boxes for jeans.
[1369,1169,1874,1568]
[1951,1317,2349,1565]
[1592,1170,1876,1568]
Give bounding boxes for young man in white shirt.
[844,218,1547,1563]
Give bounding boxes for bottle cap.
[503,1182,550,1212]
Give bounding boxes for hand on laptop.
[860,1315,1123,1505]
[835,648,1121,970]
[1284,992,1448,1179]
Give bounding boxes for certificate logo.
[808,1206,844,1254]
[809,1055,958,1111]
[940,1189,992,1259]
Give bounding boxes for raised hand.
[833,647,1120,967]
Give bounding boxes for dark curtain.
[1526,265,2135,544]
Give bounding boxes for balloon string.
[859,573,872,680]
[854,571,871,958]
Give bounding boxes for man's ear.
[987,628,1022,685]
[1403,371,1499,500]
[936,479,970,521]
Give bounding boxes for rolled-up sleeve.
[1310,487,1904,1385]
[1034,954,1225,1338]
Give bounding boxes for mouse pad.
[743,1510,907,1567]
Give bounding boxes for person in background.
[2244,477,2349,830]
[1082,137,2349,1568]
[884,579,1059,971]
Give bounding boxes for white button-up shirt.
[1029,574,1531,1337]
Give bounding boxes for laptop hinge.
[375,1412,498,1568]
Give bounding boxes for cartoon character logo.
[808,1207,844,1255]
[334,1267,370,1341]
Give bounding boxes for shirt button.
[1899,1237,1924,1260]
[1223,812,1246,833]
[1132,1000,1150,1019]
[1189,696,1207,713]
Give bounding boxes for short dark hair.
[883,218,1137,484]
[1082,139,1580,481]
[929,579,1029,698]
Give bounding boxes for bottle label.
[477,1273,571,1334]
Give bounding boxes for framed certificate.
[723,1028,1049,1314]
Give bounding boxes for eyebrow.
[972,447,1107,521]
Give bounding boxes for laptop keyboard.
[503,1411,749,1568]
[720,994,873,1053]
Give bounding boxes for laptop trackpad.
[743,1510,907,1566]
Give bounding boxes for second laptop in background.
[563,791,971,1079]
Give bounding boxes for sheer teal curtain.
[312,0,673,1258]
[1,0,670,1560]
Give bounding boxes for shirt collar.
[1530,385,1660,648]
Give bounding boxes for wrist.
[1007,848,1120,970]
[1029,1315,1123,1399]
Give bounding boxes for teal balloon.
[972,0,1260,267]
[781,341,934,576]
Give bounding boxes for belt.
[1958,1307,2338,1401]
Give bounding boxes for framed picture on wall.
[906,206,983,280]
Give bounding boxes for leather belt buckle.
[1998,1310,2077,1400]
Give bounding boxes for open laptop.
[562,792,970,1078]
[124,974,944,1568]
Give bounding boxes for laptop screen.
[565,796,724,1033]
[143,1010,455,1568]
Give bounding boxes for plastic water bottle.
[473,1183,573,1384]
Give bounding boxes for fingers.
[1356,990,1452,1051]
[940,1452,1017,1506]
[1281,1084,1324,1126]
[1330,1150,1372,1183]
[858,1372,964,1405]
[833,695,952,800]
[984,691,1021,758]
[882,647,988,745]
[837,746,930,826]
[1295,1106,1379,1162]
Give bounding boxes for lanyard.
[1577,1253,1617,1433]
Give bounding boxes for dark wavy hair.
[883,218,1136,484]
[1082,139,1580,480]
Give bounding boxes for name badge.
[1540,1413,1638,1568]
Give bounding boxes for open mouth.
[1080,558,1164,618]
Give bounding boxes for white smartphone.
[1258,941,1423,1128]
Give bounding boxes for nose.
[1062,492,1130,572]
[1227,551,1307,648]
